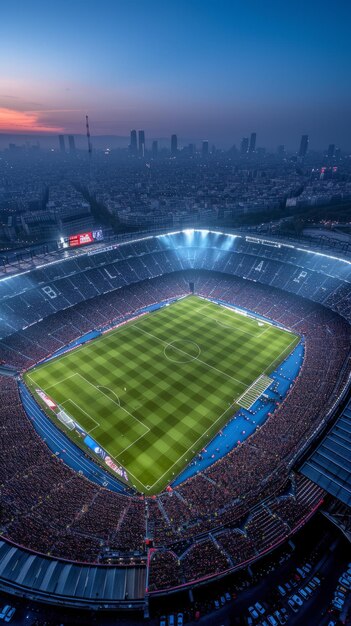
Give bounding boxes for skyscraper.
[298,134,309,158]
[327,143,335,158]
[240,137,249,155]
[58,135,65,153]
[249,132,257,153]
[202,140,209,158]
[68,135,76,153]
[171,134,178,156]
[130,129,137,155]
[138,130,145,157]
[152,140,158,159]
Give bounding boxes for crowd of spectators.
[0,376,145,562]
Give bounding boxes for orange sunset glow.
[0,107,63,133]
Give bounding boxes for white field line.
[44,373,78,392]
[28,360,156,491]
[27,312,149,374]
[33,371,151,490]
[132,324,247,388]
[262,336,298,375]
[147,397,239,490]
[61,399,100,434]
[75,373,150,435]
[195,304,269,338]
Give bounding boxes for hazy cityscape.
[1,129,350,254]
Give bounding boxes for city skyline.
[0,0,351,149]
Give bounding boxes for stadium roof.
[0,539,146,609]
[301,399,351,507]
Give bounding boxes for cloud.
[0,107,64,133]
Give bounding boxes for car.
[177,614,184,626]
[334,600,345,608]
[296,567,306,579]
[4,608,16,624]
[220,596,226,605]
[267,615,278,626]
[248,606,259,619]
[291,594,303,607]
[225,592,231,602]
[168,615,175,626]
[312,576,321,586]
[299,588,308,600]
[287,598,298,613]
[273,610,287,625]
[0,606,11,621]
[305,584,313,595]
[159,617,166,626]
[214,600,220,610]
[260,621,269,626]
[339,576,351,589]
[277,585,286,597]
[309,580,317,590]
[247,617,254,626]
[284,582,292,592]
[303,563,312,572]
[255,602,265,615]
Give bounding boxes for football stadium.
[0,228,351,617]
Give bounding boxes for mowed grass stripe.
[25,295,299,493]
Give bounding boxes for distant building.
[171,134,178,156]
[240,137,249,155]
[68,135,76,153]
[249,132,257,153]
[277,144,285,157]
[58,135,65,153]
[327,144,335,158]
[152,140,158,159]
[299,134,309,158]
[130,129,137,155]
[202,140,209,158]
[138,130,145,157]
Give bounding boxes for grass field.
[24,296,299,494]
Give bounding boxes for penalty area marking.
[61,399,100,434]
[97,385,121,406]
[75,373,150,433]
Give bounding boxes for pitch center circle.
[164,340,201,363]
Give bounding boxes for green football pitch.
[24,296,299,494]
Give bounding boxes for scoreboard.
[59,230,103,249]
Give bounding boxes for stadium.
[0,228,350,618]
